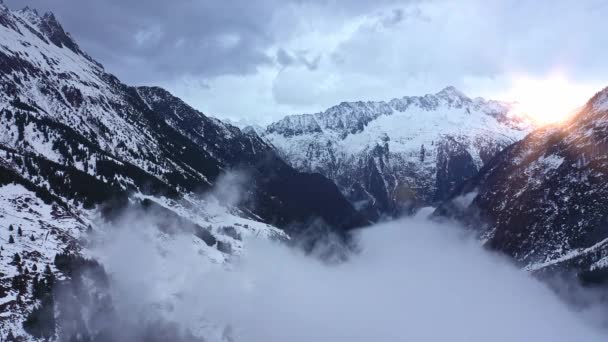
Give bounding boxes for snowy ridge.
[263,86,533,217]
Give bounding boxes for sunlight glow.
[499,73,596,125]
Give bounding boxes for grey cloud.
[277,48,296,67]
[9,0,606,123]
[9,0,406,85]
[293,50,322,71]
[277,48,321,71]
[382,8,405,27]
[10,0,281,84]
[272,0,608,109]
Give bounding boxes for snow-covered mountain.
[261,86,532,218]
[0,3,366,230]
[0,4,366,339]
[437,86,608,279]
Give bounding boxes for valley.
[0,1,607,341]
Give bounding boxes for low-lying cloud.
[92,214,608,342]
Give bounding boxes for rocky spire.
[436,86,469,100]
[39,11,82,54]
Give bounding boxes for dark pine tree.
[419,144,426,163]
[8,224,13,231]
[18,226,22,236]
[8,234,14,243]
[32,275,43,299]
[11,274,27,294]
[44,264,55,290]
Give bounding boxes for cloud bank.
[93,214,608,342]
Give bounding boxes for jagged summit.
[18,6,38,17]
[39,11,81,53]
[436,85,469,100]
[6,4,83,55]
[16,6,43,31]
[584,85,608,114]
[262,87,532,218]
[266,87,521,139]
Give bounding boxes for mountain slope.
[0,4,366,339]
[0,3,365,232]
[261,86,532,218]
[436,86,608,280]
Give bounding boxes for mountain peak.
[17,5,40,23]
[22,5,39,16]
[35,10,82,54]
[14,5,80,54]
[41,11,59,26]
[436,86,469,100]
[586,85,608,113]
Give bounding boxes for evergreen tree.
[18,226,22,236]
[32,275,43,299]
[13,253,20,264]
[44,264,55,289]
[11,274,27,294]
[8,234,14,243]
[30,234,35,242]
[8,224,13,231]
[32,263,38,271]
[419,144,426,162]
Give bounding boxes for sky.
[9,0,608,125]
